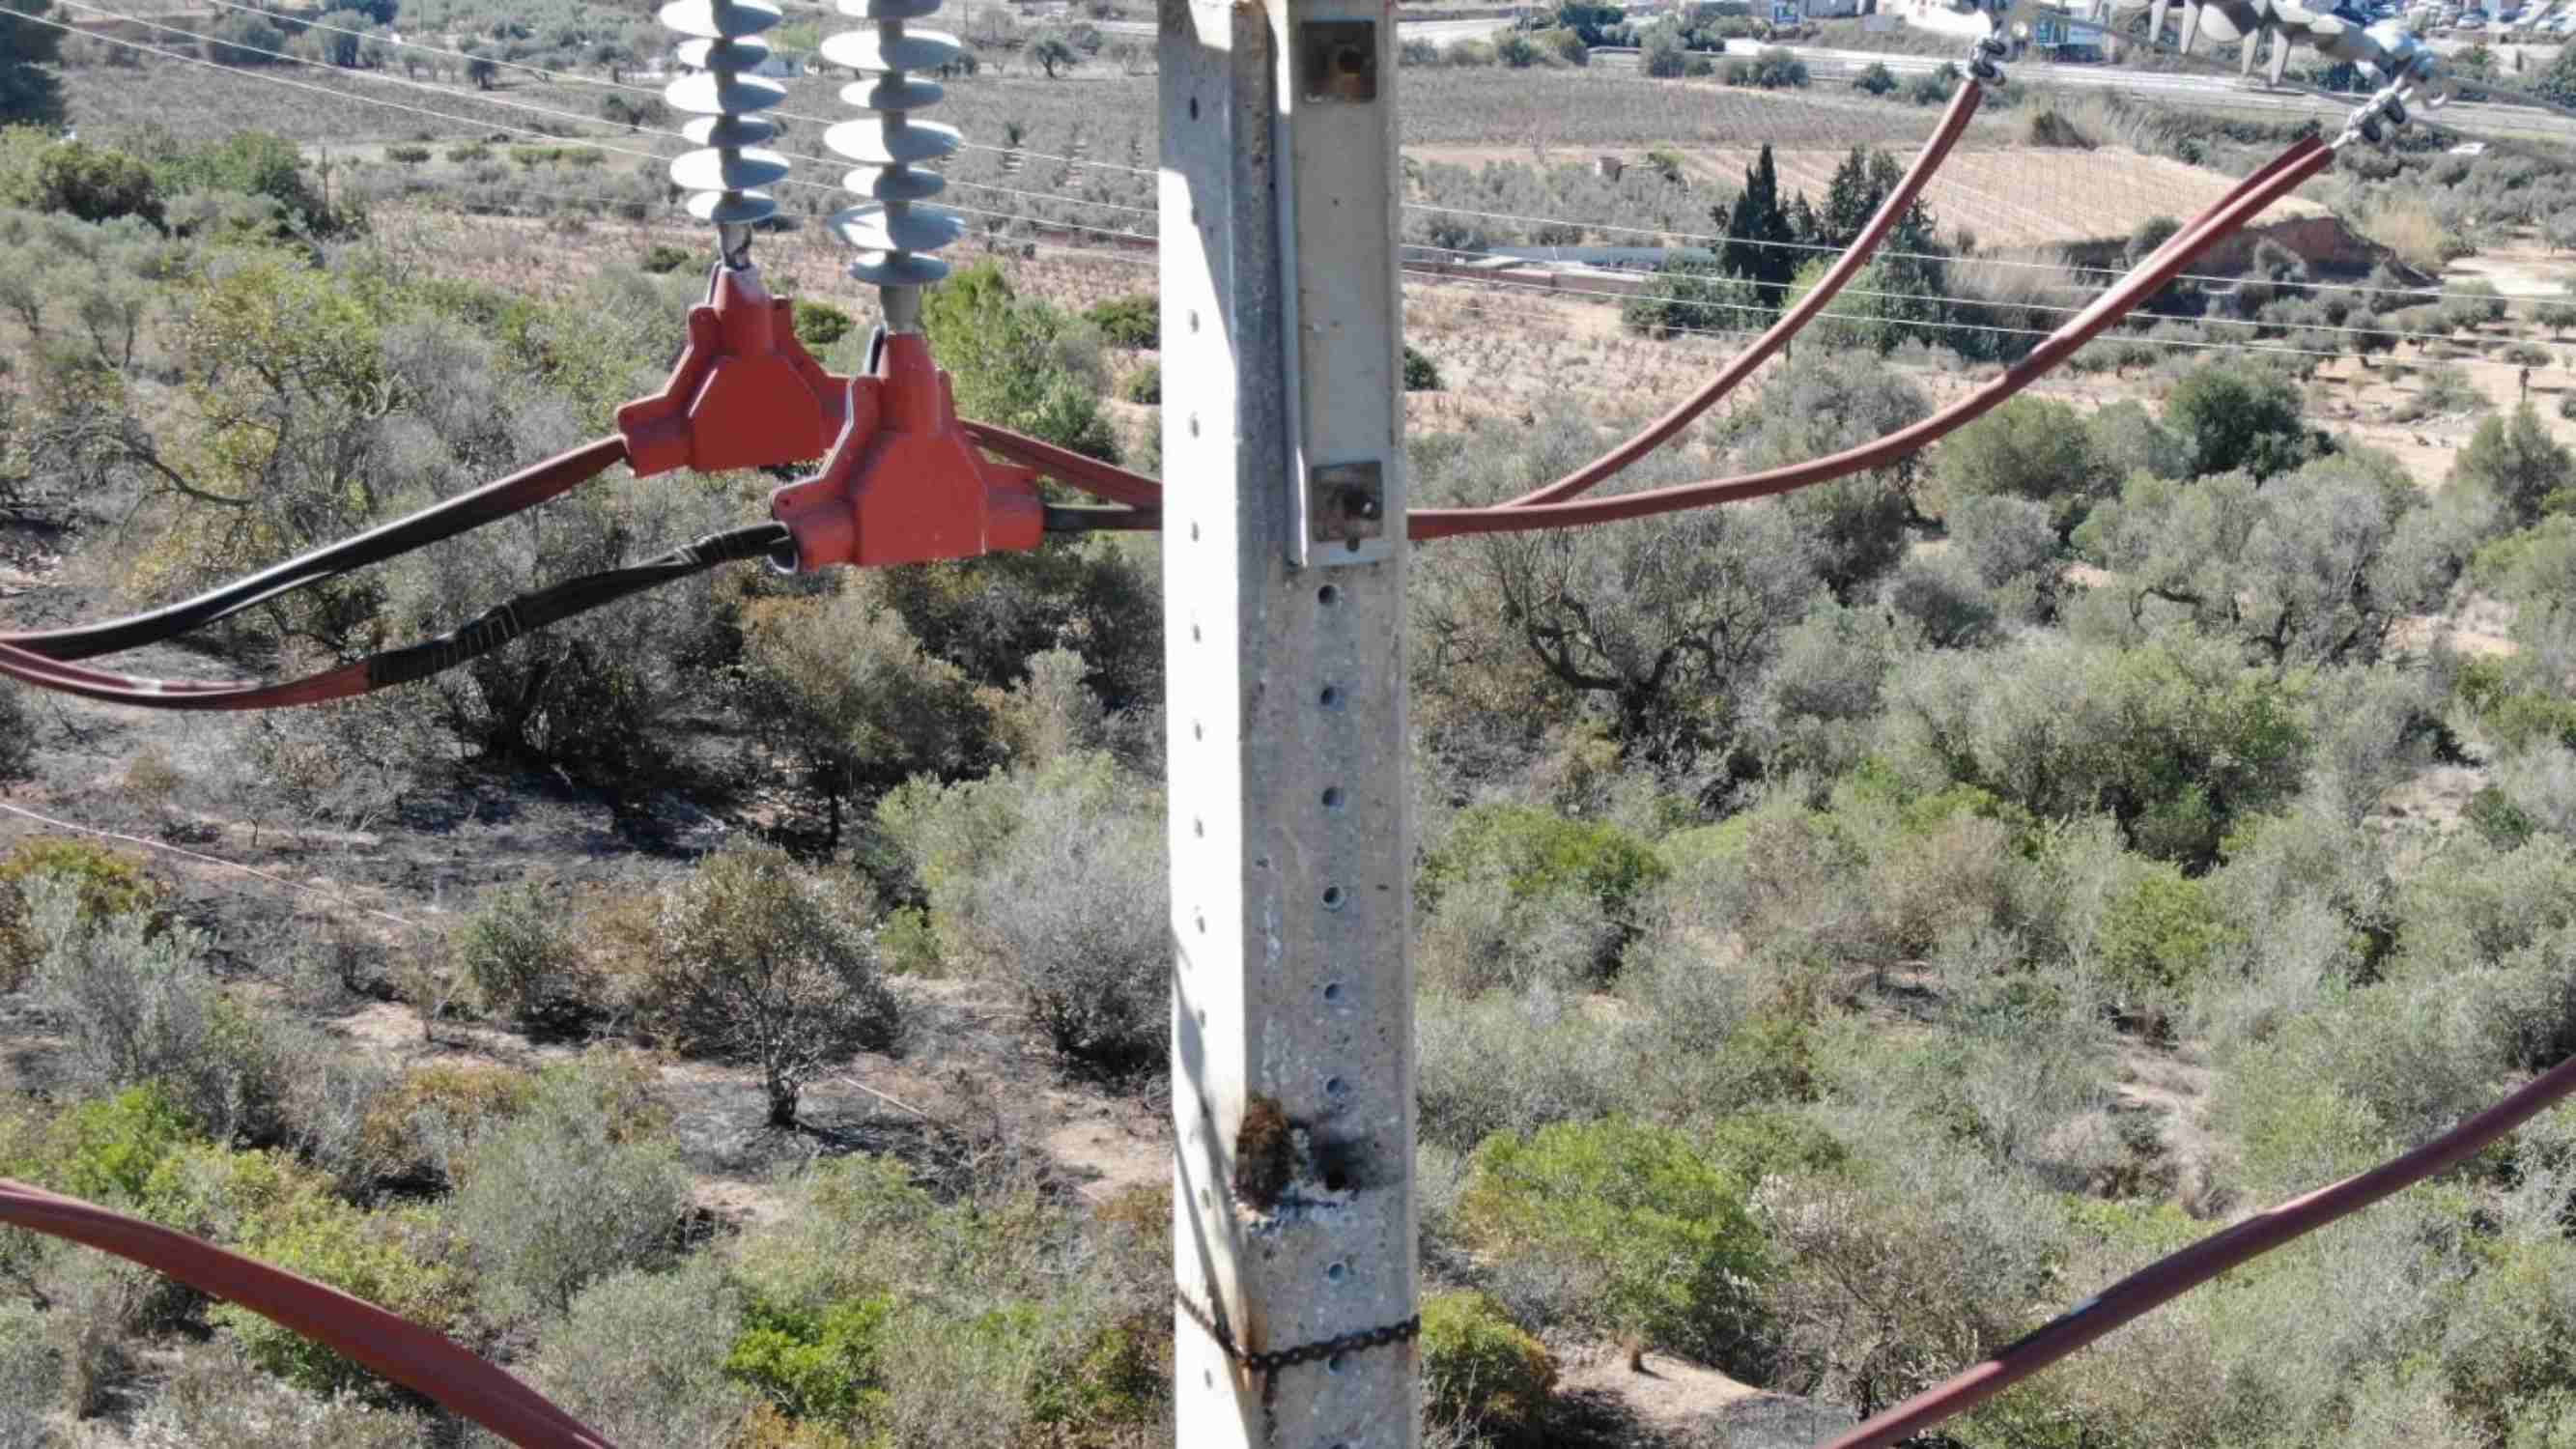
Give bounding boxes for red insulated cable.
[1497,78,1985,511]
[0,634,369,710]
[1821,1044,2576,1449]
[1404,137,2336,540]
[960,421,1165,511]
[0,1178,616,1449]
[965,140,2331,537]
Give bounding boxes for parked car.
[2456,13,2486,26]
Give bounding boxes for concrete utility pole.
[1159,0,1417,1440]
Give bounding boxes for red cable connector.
[616,267,846,478]
[768,331,1044,571]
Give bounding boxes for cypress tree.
[1717,144,1798,301]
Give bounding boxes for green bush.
[2165,359,2310,479]
[2467,784,2539,851]
[0,835,159,989]
[28,1084,196,1209]
[1403,343,1443,392]
[210,1165,470,1396]
[1120,360,1160,405]
[452,883,590,1029]
[1853,60,1897,95]
[794,298,855,350]
[1457,1118,1770,1367]
[1083,294,1157,349]
[1420,802,1667,924]
[724,1292,897,1424]
[446,142,493,163]
[446,1056,690,1321]
[1421,1291,1555,1445]
[13,137,160,224]
[385,145,432,164]
[2096,864,2232,1024]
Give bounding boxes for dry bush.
[134,1341,437,1449]
[2363,196,2470,274]
[467,1258,753,1449]
[446,1055,691,1322]
[354,1062,538,1192]
[0,1300,55,1449]
[631,845,899,1126]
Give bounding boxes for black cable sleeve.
[362,522,787,691]
[5,437,628,663]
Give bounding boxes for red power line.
[0,1179,616,1449]
[1497,78,1987,511]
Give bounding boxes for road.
[1093,14,1514,43]
[1590,38,2576,142]
[1096,13,2572,142]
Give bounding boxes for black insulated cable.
[3,437,630,664]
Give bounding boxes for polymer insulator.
[821,0,967,296]
[661,0,792,230]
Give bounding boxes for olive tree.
[1882,630,2308,868]
[1929,396,2114,534]
[2071,452,2440,669]
[635,845,900,1126]
[1414,406,1826,773]
[2163,359,2313,480]
[2450,402,2576,527]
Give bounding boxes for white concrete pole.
[1159,0,1416,1441]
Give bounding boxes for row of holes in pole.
[1177,428,1372,1411]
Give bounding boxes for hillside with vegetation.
[5,2,2576,1447]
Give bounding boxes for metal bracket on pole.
[1161,0,1416,1440]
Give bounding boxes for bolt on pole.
[1159,0,1417,1440]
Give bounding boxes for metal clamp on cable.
[1966,31,2010,90]
[2337,80,2415,148]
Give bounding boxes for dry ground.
[1405,142,2335,252]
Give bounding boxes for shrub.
[1853,60,1897,94]
[452,883,591,1030]
[1083,294,1157,349]
[0,1300,56,1448]
[354,1062,537,1191]
[888,754,1168,1076]
[0,836,158,990]
[22,878,248,1126]
[2451,402,2575,526]
[1457,1118,1769,1369]
[445,1057,690,1321]
[1420,803,1666,926]
[138,1341,438,1449]
[384,145,431,164]
[1418,989,1628,1151]
[0,685,26,783]
[479,1261,754,1449]
[1120,360,1160,405]
[1931,395,2111,529]
[2164,359,2309,479]
[19,139,160,224]
[724,1292,898,1424]
[212,1181,469,1396]
[2096,864,2231,1029]
[793,299,855,350]
[1403,343,1442,391]
[1421,1291,1555,1446]
[634,845,900,1126]
[446,142,492,163]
